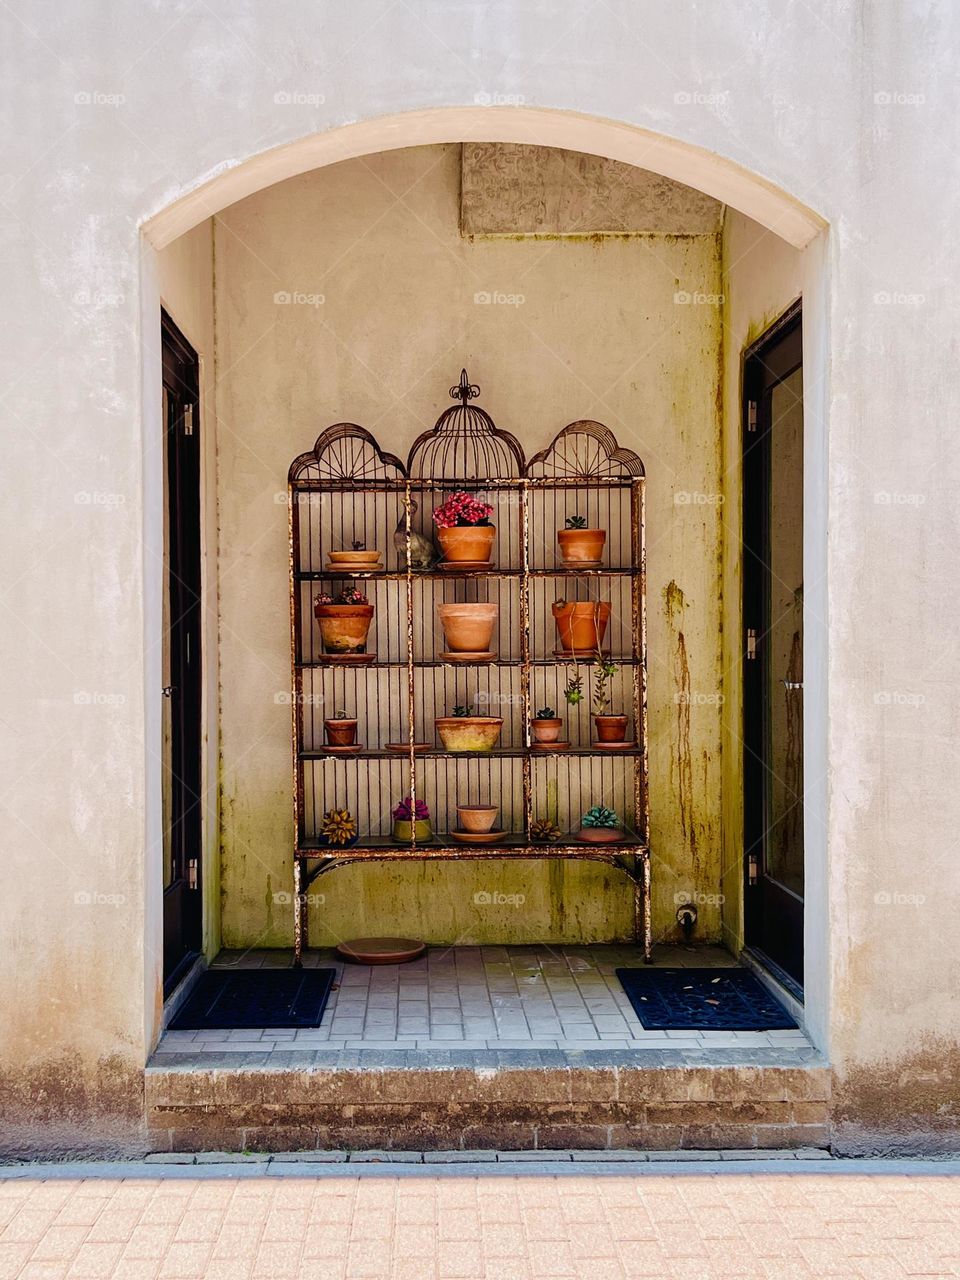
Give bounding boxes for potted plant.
[437,601,498,653]
[391,796,432,843]
[432,491,496,564]
[552,599,611,654]
[590,658,629,744]
[314,587,374,654]
[577,805,625,844]
[456,802,499,833]
[531,706,563,744]
[324,710,358,747]
[557,514,606,568]
[318,807,358,847]
[435,703,503,752]
[327,539,382,572]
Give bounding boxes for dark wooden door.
[161,311,203,993]
[743,305,804,988]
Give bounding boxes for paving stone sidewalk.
[2,1155,960,1279]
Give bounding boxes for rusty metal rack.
[288,371,650,963]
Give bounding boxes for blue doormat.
[615,967,797,1031]
[169,968,336,1030]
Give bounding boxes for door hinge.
[747,854,759,886]
[747,400,758,432]
[183,404,195,436]
[746,628,758,660]
[187,858,199,890]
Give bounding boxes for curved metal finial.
[450,368,480,405]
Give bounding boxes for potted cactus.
[391,796,432,843]
[531,706,563,744]
[552,598,611,654]
[314,587,374,654]
[591,658,629,745]
[435,703,503,753]
[577,805,625,843]
[324,710,358,747]
[557,514,606,568]
[432,491,496,564]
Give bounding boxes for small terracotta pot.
[437,524,496,563]
[437,602,498,652]
[531,717,563,744]
[557,527,606,567]
[327,550,382,570]
[456,804,498,833]
[392,818,432,843]
[314,602,374,653]
[576,825,626,844]
[324,717,358,746]
[552,601,611,653]
[593,714,628,743]
[435,716,503,753]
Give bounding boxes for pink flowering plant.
[314,587,369,606]
[432,491,494,530]
[392,796,430,821]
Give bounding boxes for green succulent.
[565,515,587,529]
[535,706,556,720]
[564,673,583,706]
[452,705,471,717]
[582,805,621,829]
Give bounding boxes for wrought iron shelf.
[288,369,651,965]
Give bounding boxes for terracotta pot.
[435,716,503,753]
[437,524,496,563]
[593,714,628,743]
[576,826,626,844]
[327,550,382,570]
[531,717,563,744]
[314,602,374,653]
[437,602,498,652]
[456,804,498,833]
[557,527,606,567]
[392,818,432,843]
[324,717,358,746]
[551,601,611,653]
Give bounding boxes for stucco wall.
[213,143,725,948]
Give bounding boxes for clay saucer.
[559,560,603,570]
[323,743,362,756]
[318,652,376,664]
[450,829,507,845]
[439,650,497,664]
[385,741,431,754]
[552,648,613,660]
[336,937,427,965]
[593,740,637,751]
[327,551,383,569]
[439,560,495,572]
[531,740,570,751]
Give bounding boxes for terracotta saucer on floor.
[336,937,427,965]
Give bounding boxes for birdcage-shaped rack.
[288,370,650,962]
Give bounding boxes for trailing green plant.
[564,514,588,529]
[591,657,619,716]
[581,805,620,829]
[535,706,557,720]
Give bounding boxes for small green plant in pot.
[591,657,629,745]
[314,587,374,654]
[435,702,503,753]
[324,709,358,747]
[577,805,625,844]
[531,705,563,744]
[391,796,432,843]
[557,513,606,568]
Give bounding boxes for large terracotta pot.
[435,716,503,752]
[314,602,374,653]
[456,804,499,833]
[437,524,496,564]
[557,527,606,567]
[437,602,498,652]
[552,601,611,653]
[594,714,628,743]
[392,818,433,843]
[324,717,358,746]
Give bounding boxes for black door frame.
[161,310,203,995]
[742,300,804,992]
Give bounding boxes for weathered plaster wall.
[155,220,221,963]
[213,144,725,948]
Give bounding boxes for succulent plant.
[392,795,430,821]
[530,818,562,843]
[535,706,557,720]
[321,808,357,845]
[333,709,351,720]
[351,539,366,551]
[452,705,471,717]
[582,805,621,829]
[564,672,584,706]
[565,514,588,529]
[314,587,368,606]
[591,658,620,716]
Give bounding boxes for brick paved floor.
[2,1158,960,1279]
[155,945,812,1061]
